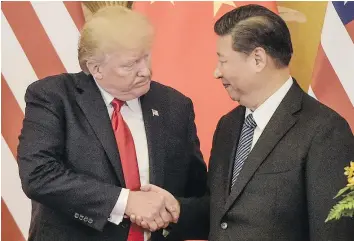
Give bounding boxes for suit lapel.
[140,82,166,187]
[223,82,303,215]
[73,73,125,186]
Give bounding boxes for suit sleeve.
[164,98,209,240]
[306,114,354,241]
[17,83,122,231]
[168,107,225,240]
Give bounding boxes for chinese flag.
[134,1,278,164]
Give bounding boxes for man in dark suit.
[208,4,354,241]
[142,4,354,241]
[17,6,207,241]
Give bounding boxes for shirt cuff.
[108,188,130,225]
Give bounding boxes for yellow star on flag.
[213,1,236,16]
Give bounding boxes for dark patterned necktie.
[231,114,257,189]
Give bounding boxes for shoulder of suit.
[301,92,348,126]
[223,105,244,119]
[213,105,244,129]
[27,72,77,94]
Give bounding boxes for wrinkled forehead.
[105,46,151,62]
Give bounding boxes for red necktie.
[111,98,144,241]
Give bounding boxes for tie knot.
[111,98,124,112]
[244,114,257,129]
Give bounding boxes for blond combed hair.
[78,6,154,73]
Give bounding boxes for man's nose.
[214,67,222,79]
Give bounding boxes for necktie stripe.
[231,114,257,189]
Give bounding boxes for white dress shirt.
[245,76,293,150]
[94,81,150,233]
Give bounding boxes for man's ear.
[251,47,267,73]
[86,60,103,80]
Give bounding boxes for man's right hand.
[125,191,173,232]
[140,184,180,223]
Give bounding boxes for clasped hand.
[125,184,180,232]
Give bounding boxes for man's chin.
[227,92,240,102]
[231,96,240,102]
[117,85,151,101]
[135,83,151,98]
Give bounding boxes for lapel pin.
[152,109,159,116]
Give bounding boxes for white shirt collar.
[93,79,141,113]
[246,76,293,131]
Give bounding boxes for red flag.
[134,1,278,163]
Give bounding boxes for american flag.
[1,2,84,240]
[309,1,354,132]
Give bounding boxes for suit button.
[79,215,84,220]
[221,222,228,230]
[84,217,88,222]
[74,213,79,219]
[88,218,93,224]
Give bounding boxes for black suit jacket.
[207,81,354,241]
[17,72,207,241]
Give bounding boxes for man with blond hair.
[17,6,208,241]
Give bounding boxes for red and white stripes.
[309,1,354,131]
[1,2,84,240]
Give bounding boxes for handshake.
[125,184,180,232]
